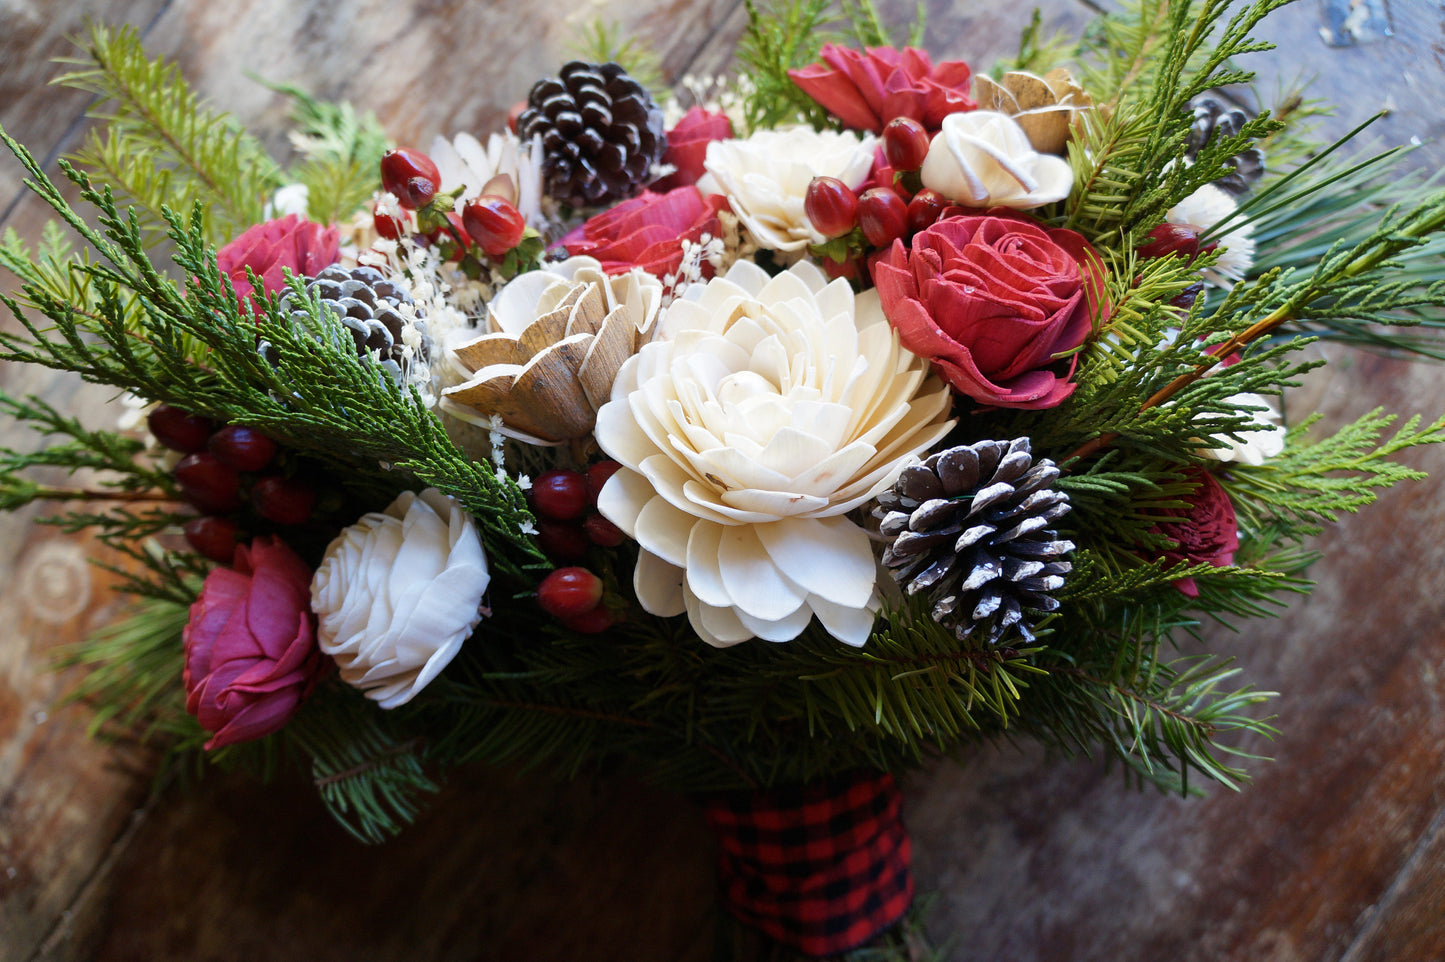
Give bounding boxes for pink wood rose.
[872,212,1107,409]
[563,185,727,280]
[183,536,325,750]
[1151,468,1240,597]
[788,44,975,133]
[217,214,340,313]
[652,106,734,192]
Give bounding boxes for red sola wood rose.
[217,214,340,314]
[787,44,975,134]
[1151,467,1240,597]
[183,536,325,750]
[563,185,727,280]
[872,211,1108,409]
[651,106,734,192]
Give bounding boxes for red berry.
[380,148,441,209]
[1137,223,1203,261]
[208,425,278,472]
[536,566,604,619]
[373,203,407,240]
[251,475,315,525]
[906,189,948,233]
[858,188,909,248]
[582,513,625,548]
[531,469,590,521]
[561,604,615,634]
[462,195,526,258]
[585,460,624,506]
[184,516,240,564]
[804,176,859,239]
[507,101,528,135]
[882,117,930,173]
[536,520,590,563]
[174,452,242,514]
[148,404,212,453]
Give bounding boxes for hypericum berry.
[462,195,526,258]
[561,604,615,634]
[208,425,278,472]
[536,566,604,619]
[858,188,910,248]
[531,469,590,521]
[147,404,212,453]
[821,255,861,282]
[882,117,930,173]
[173,453,242,514]
[582,513,625,548]
[585,460,624,506]
[906,189,949,233]
[184,516,240,564]
[1170,281,1206,311]
[804,176,859,239]
[251,475,315,525]
[380,148,441,210]
[373,202,407,240]
[1137,223,1203,261]
[536,520,590,563]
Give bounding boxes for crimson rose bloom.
[788,44,975,133]
[183,536,325,750]
[1151,468,1240,597]
[217,214,339,313]
[563,186,727,280]
[873,212,1107,409]
[652,106,734,192]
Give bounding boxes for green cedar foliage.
[267,82,391,226]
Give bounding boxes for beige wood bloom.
[920,110,1074,209]
[972,69,1092,156]
[594,260,954,648]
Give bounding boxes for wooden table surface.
[2,1,1443,960]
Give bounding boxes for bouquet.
[4,0,1445,956]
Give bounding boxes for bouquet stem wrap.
[702,771,914,956]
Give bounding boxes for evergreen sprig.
[265,81,390,225]
[735,0,841,132]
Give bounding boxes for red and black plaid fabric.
[701,770,914,957]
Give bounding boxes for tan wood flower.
[972,68,1092,155]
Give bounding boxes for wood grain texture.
[2,1,1444,960]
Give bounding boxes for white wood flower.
[594,260,954,648]
[920,110,1074,209]
[430,130,547,229]
[700,126,876,252]
[1199,392,1286,465]
[311,488,490,708]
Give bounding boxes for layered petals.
[788,44,975,133]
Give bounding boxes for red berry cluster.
[148,404,316,564]
[376,147,529,273]
[529,462,625,563]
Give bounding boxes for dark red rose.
[563,186,728,280]
[217,214,340,313]
[872,211,1108,409]
[1151,468,1240,597]
[652,106,734,192]
[787,44,975,134]
[183,536,325,750]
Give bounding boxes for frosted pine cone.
[516,61,666,209]
[1184,96,1265,196]
[875,439,1073,645]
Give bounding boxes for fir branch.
[736,0,840,132]
[565,20,666,95]
[265,81,390,225]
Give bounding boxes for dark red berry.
[173,452,242,514]
[184,516,240,564]
[462,195,526,258]
[536,520,591,563]
[373,203,407,240]
[536,566,604,619]
[251,475,315,525]
[882,117,930,173]
[148,405,212,453]
[507,101,528,135]
[858,188,910,248]
[380,148,441,209]
[582,513,625,548]
[561,604,615,634]
[804,176,859,239]
[1170,281,1206,311]
[585,460,624,506]
[1137,223,1203,261]
[821,255,861,282]
[208,425,277,472]
[906,189,948,233]
[531,469,590,521]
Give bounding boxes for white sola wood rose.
[920,110,1073,209]
[593,260,954,648]
[700,126,876,252]
[311,488,490,708]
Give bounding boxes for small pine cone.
[516,61,666,209]
[268,265,433,387]
[1184,96,1265,196]
[875,439,1074,645]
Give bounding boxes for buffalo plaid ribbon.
[701,771,914,957]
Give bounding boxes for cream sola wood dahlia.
[594,260,954,648]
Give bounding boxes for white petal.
[634,549,686,617]
[755,516,875,608]
[717,525,808,621]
